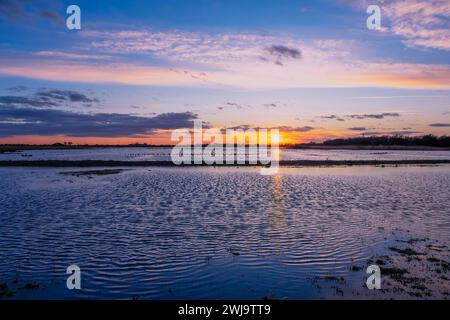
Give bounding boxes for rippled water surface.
[0,165,449,299]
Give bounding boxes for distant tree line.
[323,135,450,147]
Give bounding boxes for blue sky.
[0,0,449,144]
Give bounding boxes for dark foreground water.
[0,165,449,299]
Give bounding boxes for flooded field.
[1,147,450,162]
[0,165,449,299]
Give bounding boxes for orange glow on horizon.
[0,129,362,146]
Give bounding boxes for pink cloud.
[34,51,113,60]
[1,55,449,89]
[1,27,449,89]
[370,0,450,51]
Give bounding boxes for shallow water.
[1,147,450,161]
[0,165,449,299]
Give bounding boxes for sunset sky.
[0,0,449,144]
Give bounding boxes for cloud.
[34,51,112,61]
[346,113,400,120]
[7,85,28,93]
[348,127,367,131]
[219,125,315,133]
[222,124,254,131]
[218,102,251,111]
[266,45,301,59]
[319,115,345,121]
[353,130,420,135]
[390,131,420,135]
[320,113,399,122]
[276,126,315,132]
[264,45,301,65]
[350,95,445,100]
[360,131,383,135]
[0,0,62,25]
[0,60,206,87]
[35,90,100,103]
[0,90,99,108]
[39,9,64,26]
[0,106,199,137]
[358,0,450,51]
[2,27,450,89]
[83,30,322,69]
[429,123,450,127]
[0,0,25,21]
[0,95,59,108]
[263,103,280,108]
[218,102,281,111]
[85,29,268,64]
[4,52,449,90]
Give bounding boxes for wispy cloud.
[320,113,400,121]
[0,60,203,87]
[1,26,450,89]
[347,113,400,120]
[350,95,444,100]
[359,131,383,135]
[218,102,281,111]
[3,54,449,89]
[348,127,368,131]
[34,51,113,61]
[0,95,59,108]
[0,0,63,25]
[0,90,99,109]
[385,0,450,51]
[82,29,351,68]
[7,85,28,93]
[39,9,64,26]
[0,0,24,21]
[35,90,100,104]
[219,124,315,133]
[390,130,420,135]
[217,102,251,111]
[319,115,345,121]
[355,0,450,51]
[276,126,315,132]
[429,123,450,127]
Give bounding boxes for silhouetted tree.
[323,135,450,147]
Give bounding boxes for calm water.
[0,165,449,299]
[1,147,450,161]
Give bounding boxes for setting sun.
[271,133,282,144]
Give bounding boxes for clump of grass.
[0,283,15,297]
[396,238,426,245]
[427,258,450,272]
[323,275,345,282]
[22,281,40,289]
[388,247,423,256]
[351,265,363,271]
[380,267,409,278]
[225,247,240,256]
[369,255,392,266]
